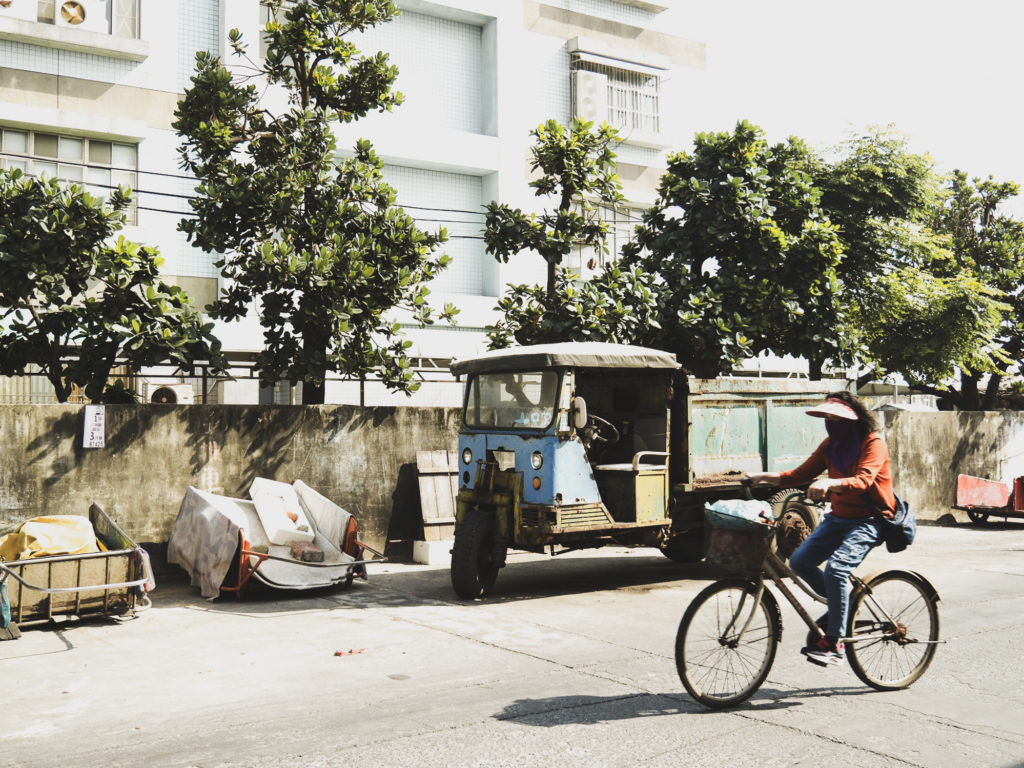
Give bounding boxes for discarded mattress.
[168,481,370,599]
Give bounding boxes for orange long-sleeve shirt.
[778,432,895,519]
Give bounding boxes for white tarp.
[168,483,356,600]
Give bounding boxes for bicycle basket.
[704,501,772,574]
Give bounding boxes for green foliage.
[174,0,454,404]
[487,265,659,349]
[484,119,623,297]
[622,121,845,378]
[855,266,1009,388]
[924,171,1024,407]
[0,169,223,403]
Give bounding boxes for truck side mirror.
[572,397,588,429]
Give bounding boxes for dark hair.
[827,390,877,439]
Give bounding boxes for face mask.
[825,419,861,471]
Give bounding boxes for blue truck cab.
[448,341,848,599]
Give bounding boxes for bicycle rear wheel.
[847,570,940,690]
[675,579,781,709]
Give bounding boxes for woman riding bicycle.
[746,391,894,667]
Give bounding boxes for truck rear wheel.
[660,528,704,562]
[451,509,502,599]
[769,489,819,562]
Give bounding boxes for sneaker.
[801,636,845,667]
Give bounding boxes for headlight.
[531,451,543,470]
[462,448,473,465]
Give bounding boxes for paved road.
[2,522,1023,768]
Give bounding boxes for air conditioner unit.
[145,383,195,405]
[572,70,608,123]
[0,0,39,23]
[54,0,112,34]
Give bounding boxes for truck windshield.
[464,371,560,429]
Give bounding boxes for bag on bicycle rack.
[703,500,772,574]
[867,492,916,553]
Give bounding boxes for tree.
[174,0,455,404]
[921,172,1024,409]
[621,121,846,378]
[0,168,223,403]
[484,118,624,299]
[808,129,995,391]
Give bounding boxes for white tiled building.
[0,0,707,403]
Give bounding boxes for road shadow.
[150,550,720,613]
[493,685,878,724]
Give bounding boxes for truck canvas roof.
[450,342,680,375]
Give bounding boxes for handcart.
[0,503,154,638]
[953,474,1024,524]
[169,483,385,600]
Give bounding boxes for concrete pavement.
[1,522,1023,768]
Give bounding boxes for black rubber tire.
[675,579,781,709]
[966,509,990,525]
[846,571,940,691]
[768,489,819,562]
[451,509,501,599]
[659,528,704,562]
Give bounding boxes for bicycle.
[675,489,941,709]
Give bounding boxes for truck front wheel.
[451,509,503,599]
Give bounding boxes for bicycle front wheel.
[847,570,940,691]
[675,579,781,709]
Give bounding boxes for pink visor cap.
[806,397,858,420]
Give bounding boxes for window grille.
[571,54,660,135]
[0,126,139,224]
[566,203,643,280]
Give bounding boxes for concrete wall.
[882,410,1024,523]
[0,405,462,556]
[3,406,1023,560]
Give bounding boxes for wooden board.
[417,450,459,541]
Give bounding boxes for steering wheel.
[588,414,620,444]
[581,414,620,459]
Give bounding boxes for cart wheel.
[966,509,990,525]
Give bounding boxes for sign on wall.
[83,405,105,448]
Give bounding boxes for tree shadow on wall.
[949,411,1004,473]
[25,409,83,488]
[321,405,395,439]
[180,405,301,498]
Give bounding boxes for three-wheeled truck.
[448,342,846,598]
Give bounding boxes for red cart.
[954,474,1024,524]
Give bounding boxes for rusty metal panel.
[416,450,458,541]
[955,474,1010,509]
[689,382,839,478]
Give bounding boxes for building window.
[32,0,140,39]
[259,0,293,60]
[1,126,139,223]
[571,53,660,135]
[566,203,642,281]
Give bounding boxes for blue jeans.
[789,514,884,641]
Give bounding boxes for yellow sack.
[0,516,101,562]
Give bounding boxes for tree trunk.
[300,327,328,405]
[303,378,326,405]
[983,373,1002,410]
[960,370,981,411]
[808,358,824,381]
